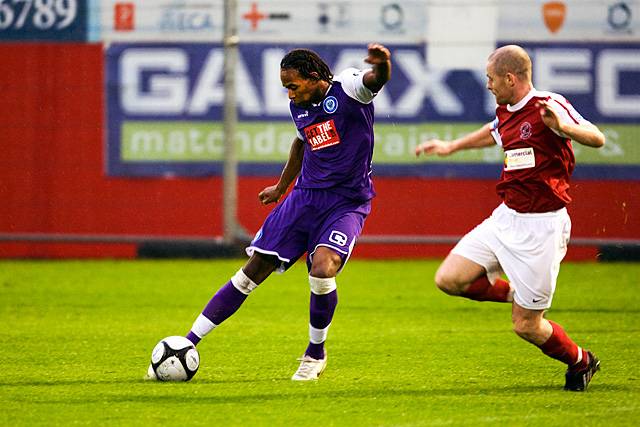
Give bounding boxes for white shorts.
[451,203,571,310]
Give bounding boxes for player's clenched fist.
[258,185,283,205]
[365,43,391,65]
[415,139,455,157]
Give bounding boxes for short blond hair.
[488,45,532,82]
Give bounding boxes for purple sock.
[186,331,201,345]
[185,281,247,345]
[202,281,248,323]
[305,290,338,360]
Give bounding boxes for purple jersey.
[289,68,377,202]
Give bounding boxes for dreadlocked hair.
[280,49,333,83]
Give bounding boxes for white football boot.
[291,354,327,381]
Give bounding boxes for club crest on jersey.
[252,227,263,244]
[323,96,338,114]
[304,119,341,151]
[520,122,533,140]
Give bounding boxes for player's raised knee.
[310,248,342,278]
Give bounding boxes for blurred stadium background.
[1,0,638,261]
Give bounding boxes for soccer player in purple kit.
[176,44,390,381]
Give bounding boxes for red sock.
[462,276,512,302]
[539,320,587,369]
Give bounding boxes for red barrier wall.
[1,44,637,260]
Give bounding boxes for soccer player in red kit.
[415,45,605,391]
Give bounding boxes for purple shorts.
[246,188,371,272]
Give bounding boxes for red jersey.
[489,89,590,213]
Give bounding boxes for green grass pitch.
[1,259,639,426]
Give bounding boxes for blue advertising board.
[0,0,88,41]
[105,42,640,179]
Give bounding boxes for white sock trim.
[575,346,583,365]
[309,276,337,295]
[191,314,217,339]
[309,323,331,344]
[231,269,258,295]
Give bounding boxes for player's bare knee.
[310,251,342,278]
[310,262,338,278]
[512,322,526,339]
[434,270,462,295]
[512,318,538,342]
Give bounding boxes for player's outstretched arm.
[416,123,495,157]
[363,43,391,93]
[536,100,605,148]
[258,137,304,205]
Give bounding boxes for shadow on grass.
[0,377,290,387]
[5,381,630,405]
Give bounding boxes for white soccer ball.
[149,336,200,381]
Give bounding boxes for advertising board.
[105,42,640,178]
[0,0,88,41]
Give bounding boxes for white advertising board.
[99,0,427,43]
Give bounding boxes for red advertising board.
[0,43,637,259]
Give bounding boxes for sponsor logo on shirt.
[329,230,348,246]
[504,147,536,171]
[297,110,309,118]
[304,119,341,151]
[323,96,339,114]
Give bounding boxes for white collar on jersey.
[507,88,536,112]
[311,84,334,107]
